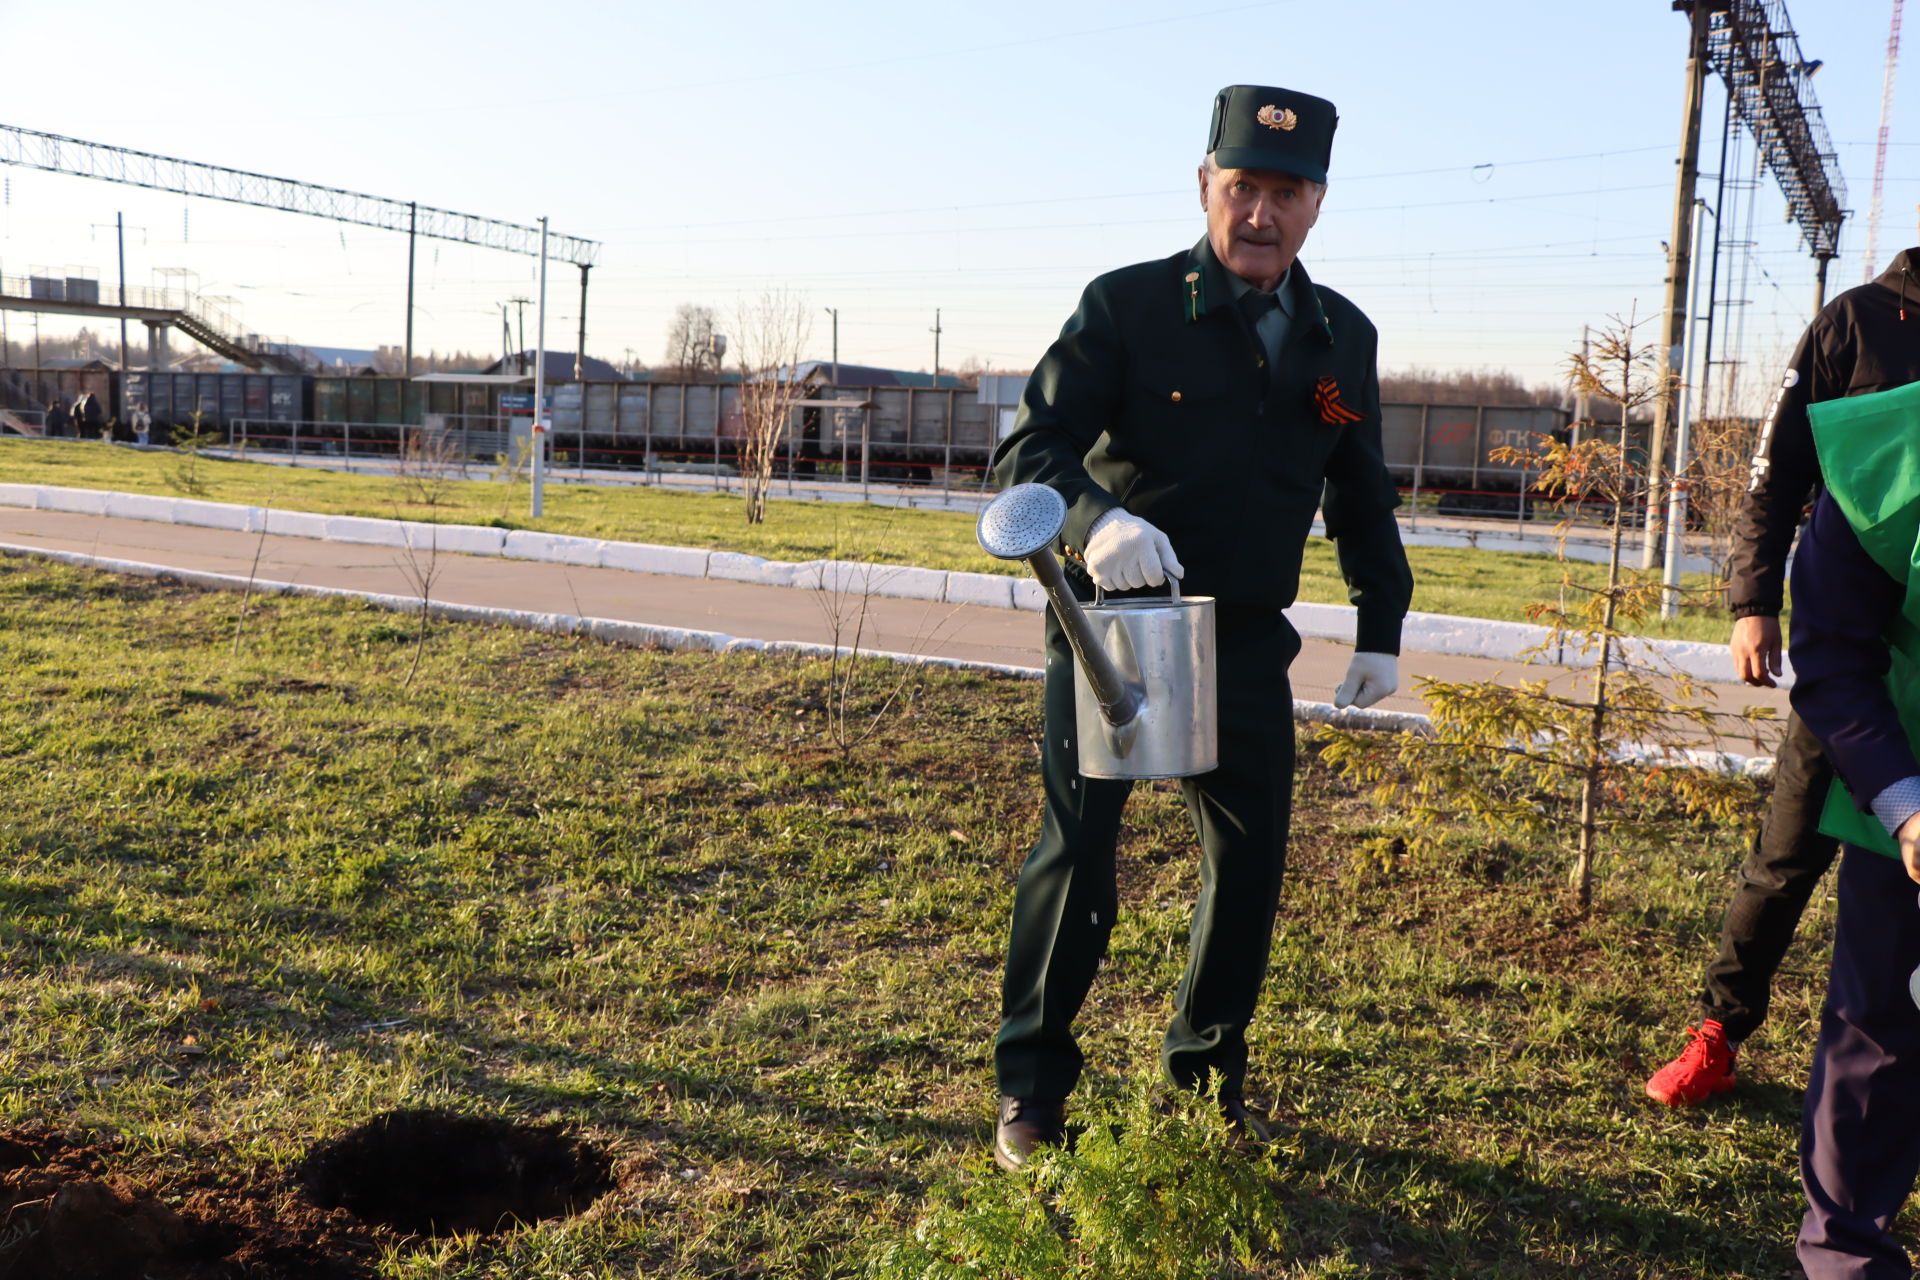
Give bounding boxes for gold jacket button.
[1170,390,1182,403]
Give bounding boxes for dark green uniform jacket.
[993,237,1412,654]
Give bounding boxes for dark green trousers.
[995,597,1297,1101]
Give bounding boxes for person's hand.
[1730,615,1783,688]
[1083,510,1184,590]
[1899,812,1920,886]
[1334,652,1398,709]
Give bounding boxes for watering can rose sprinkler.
[977,484,1219,780]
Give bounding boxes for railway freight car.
[545,380,996,482]
[92,369,1612,510]
[122,370,308,436]
[1382,402,1576,515]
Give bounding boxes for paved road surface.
[0,508,1790,754]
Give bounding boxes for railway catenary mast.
[0,124,601,378]
[1646,0,1846,585]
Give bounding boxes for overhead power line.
[0,124,599,267]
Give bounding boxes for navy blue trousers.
[1799,845,1920,1279]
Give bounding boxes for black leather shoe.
[994,1095,1066,1171]
[1219,1091,1273,1143]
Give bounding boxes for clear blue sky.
[0,0,1910,404]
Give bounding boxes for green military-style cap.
[1206,85,1338,184]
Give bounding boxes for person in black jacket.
[989,85,1412,1170]
[1645,247,1920,1107]
[77,391,107,440]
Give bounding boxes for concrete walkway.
[0,507,1791,754]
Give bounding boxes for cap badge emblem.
[1257,104,1298,132]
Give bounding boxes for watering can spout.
[976,485,1144,729]
[978,484,1215,779]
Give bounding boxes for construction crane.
[1864,0,1904,283]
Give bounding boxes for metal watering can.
[977,484,1218,780]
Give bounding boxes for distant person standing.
[131,401,152,446]
[45,399,69,438]
[78,391,107,440]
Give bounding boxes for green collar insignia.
[1183,238,1335,346]
[1181,238,1230,324]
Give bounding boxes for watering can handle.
[1092,577,1182,607]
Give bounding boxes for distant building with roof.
[789,360,967,389]
[484,350,626,381]
[270,343,383,374]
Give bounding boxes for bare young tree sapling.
[1318,310,1768,909]
[733,289,813,525]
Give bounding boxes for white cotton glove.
[1334,652,1398,710]
[1083,509,1184,591]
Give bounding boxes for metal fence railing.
[227,416,1000,505]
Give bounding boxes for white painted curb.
[0,484,1766,686]
[0,540,1777,773]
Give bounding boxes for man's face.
[1198,163,1325,291]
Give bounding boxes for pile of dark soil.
[0,1112,615,1279]
[0,1125,378,1279]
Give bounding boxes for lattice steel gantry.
[0,124,602,377]
[1648,0,1847,605]
[1703,0,1848,280]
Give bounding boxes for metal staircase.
[170,307,303,372]
[0,274,304,373]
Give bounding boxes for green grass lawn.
[0,555,1844,1276]
[0,437,1739,644]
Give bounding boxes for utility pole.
[1814,250,1836,310]
[824,307,839,385]
[509,297,530,374]
[1663,198,1712,618]
[1574,325,1590,448]
[575,262,590,478]
[1645,0,1717,571]
[90,214,142,419]
[531,218,548,519]
[574,263,589,381]
[930,308,942,387]
[116,212,129,423]
[404,201,417,379]
[1697,91,1734,425]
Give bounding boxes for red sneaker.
[1645,1020,1738,1107]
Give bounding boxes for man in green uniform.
[991,84,1414,1171]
